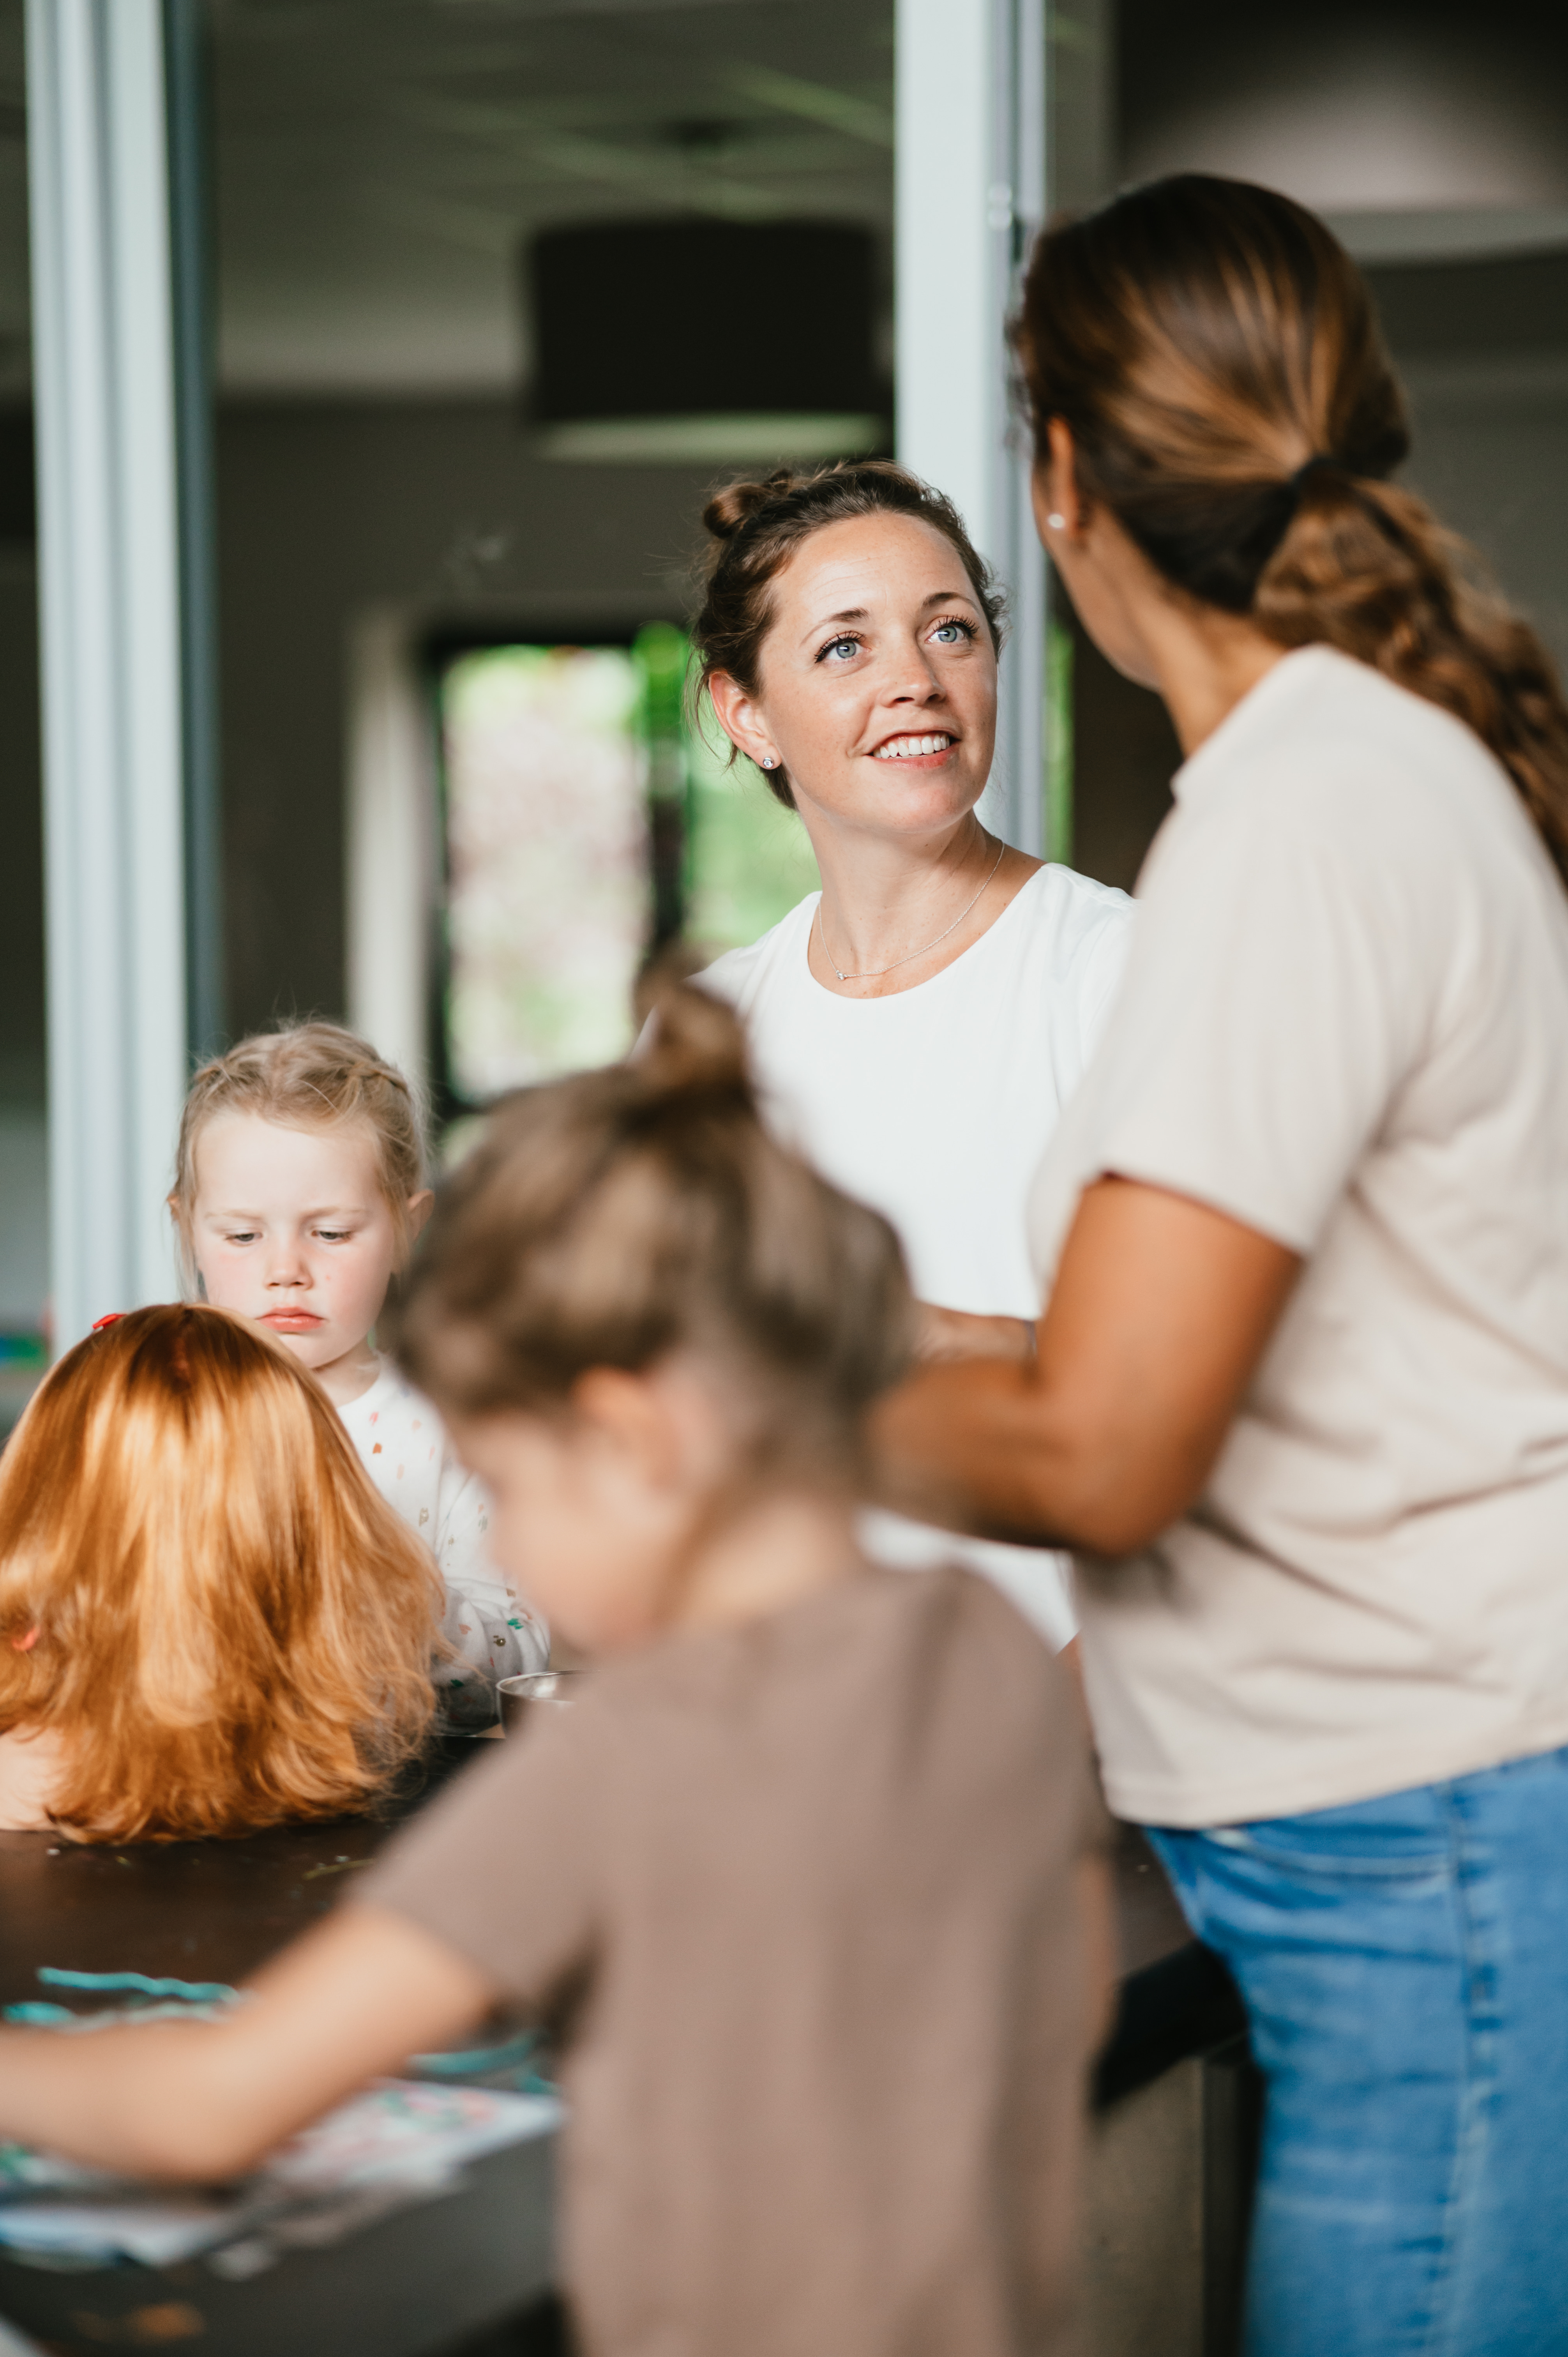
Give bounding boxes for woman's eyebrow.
[800,603,870,645]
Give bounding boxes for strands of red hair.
[0,1306,440,1842]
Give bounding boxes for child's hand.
[914,1303,1036,1365]
[0,1908,495,2183]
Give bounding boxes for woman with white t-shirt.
[691,462,1129,1647]
[877,175,1568,2354]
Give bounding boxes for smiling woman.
[692,463,1131,1647]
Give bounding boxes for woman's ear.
[406,1189,435,1242]
[1034,417,1088,545]
[706,671,781,775]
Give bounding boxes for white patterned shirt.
[339,1358,548,1722]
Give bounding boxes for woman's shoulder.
[697,892,821,1016]
[1189,646,1511,834]
[1006,861,1133,972]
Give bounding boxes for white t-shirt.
[703,864,1132,1647]
[339,1359,549,1721]
[1029,645,1568,1827]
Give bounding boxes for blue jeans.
[1147,1745,1568,2357]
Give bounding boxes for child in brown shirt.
[0,989,1110,2356]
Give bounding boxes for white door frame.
[27,0,190,1344]
[895,0,1049,857]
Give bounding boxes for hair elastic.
[1290,454,1341,490]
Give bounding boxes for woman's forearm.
[873,1178,1301,1554]
[871,1355,1086,1544]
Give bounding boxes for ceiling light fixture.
[526,217,889,466]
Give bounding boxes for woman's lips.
[261,1310,324,1333]
[869,731,959,768]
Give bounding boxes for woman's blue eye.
[820,635,860,662]
[931,620,973,645]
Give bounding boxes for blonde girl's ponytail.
[1016,173,1568,886]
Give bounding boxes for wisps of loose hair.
[1016,173,1568,885]
[170,1022,427,1293]
[394,986,915,1486]
[690,458,1006,810]
[0,1306,440,1843]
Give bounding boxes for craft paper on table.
[0,2081,562,2269]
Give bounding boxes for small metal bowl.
[498,1669,584,1735]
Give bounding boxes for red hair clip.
[90,1313,124,1332]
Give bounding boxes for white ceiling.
[210,0,894,394]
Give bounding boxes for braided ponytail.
[1017,174,1568,885]
[1256,473,1568,879]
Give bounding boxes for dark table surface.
[0,1741,1238,2357]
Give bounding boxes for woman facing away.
[874,173,1568,2355]
[694,460,1131,1650]
[0,1305,438,1842]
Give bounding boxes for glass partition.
[209,0,890,1095]
[0,0,45,1428]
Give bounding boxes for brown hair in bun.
[691,460,1005,810]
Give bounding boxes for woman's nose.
[885,651,946,704]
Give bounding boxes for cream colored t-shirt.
[1029,645,1568,1829]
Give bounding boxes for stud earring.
[1046,512,1067,531]
[761,755,777,769]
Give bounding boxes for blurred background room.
[0,0,1564,1419]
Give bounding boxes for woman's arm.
[0,1906,494,2181]
[874,1176,1301,1555]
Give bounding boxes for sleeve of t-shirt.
[1075,896,1134,1069]
[1076,783,1433,1254]
[356,1708,602,2012]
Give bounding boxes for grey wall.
[215,399,726,1037]
[1379,249,1568,675]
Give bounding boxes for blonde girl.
[0,992,1109,2357]
[0,1305,437,1841]
[168,1023,547,1714]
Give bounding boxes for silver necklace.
[816,837,1007,983]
